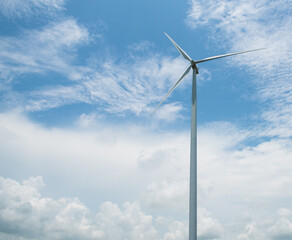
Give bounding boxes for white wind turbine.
[153,33,265,240]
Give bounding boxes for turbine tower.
[153,33,265,240]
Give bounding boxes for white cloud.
[142,180,188,211]
[0,175,223,240]
[155,103,185,122]
[0,19,89,81]
[75,112,105,128]
[25,55,188,115]
[236,223,265,240]
[0,111,190,207]
[186,0,292,138]
[96,201,157,240]
[127,41,155,53]
[81,55,188,116]
[269,217,292,240]
[235,209,292,240]
[0,176,151,240]
[0,0,65,19]
[0,11,190,117]
[197,68,212,85]
[0,176,100,239]
[0,22,190,116]
[162,220,188,240]
[198,208,223,239]
[25,85,90,112]
[1,110,292,239]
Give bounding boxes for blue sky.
[0,0,292,239]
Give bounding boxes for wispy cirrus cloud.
[24,55,188,116]
[186,0,292,138]
[186,0,292,78]
[0,18,89,82]
[154,102,185,122]
[24,51,210,117]
[0,18,189,117]
[0,0,65,19]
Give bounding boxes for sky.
[0,0,291,239]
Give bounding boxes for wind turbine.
[153,33,265,240]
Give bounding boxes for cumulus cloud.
[1,109,292,239]
[198,208,223,239]
[96,201,157,240]
[0,175,224,240]
[0,176,99,239]
[269,217,292,240]
[162,220,188,240]
[0,176,149,240]
[142,180,188,211]
[3,173,292,240]
[0,0,65,19]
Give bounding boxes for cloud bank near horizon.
[0,112,292,239]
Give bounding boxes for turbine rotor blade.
[195,48,266,64]
[165,32,192,62]
[153,65,192,114]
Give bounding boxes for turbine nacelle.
[191,60,199,74]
